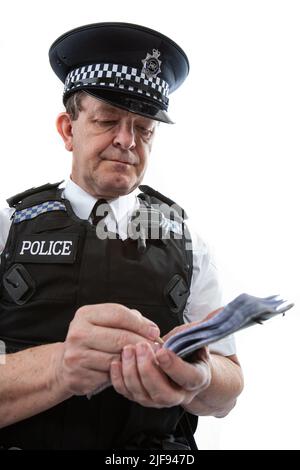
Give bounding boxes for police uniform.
[0,23,235,450]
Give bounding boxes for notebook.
[163,293,294,359]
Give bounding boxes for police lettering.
[19,240,73,256]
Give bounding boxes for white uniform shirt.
[0,179,235,356]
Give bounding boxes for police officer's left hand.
[109,341,212,408]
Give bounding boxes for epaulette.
[7,181,64,208]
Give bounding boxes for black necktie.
[91,199,110,226]
[91,200,120,239]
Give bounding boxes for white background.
[0,0,299,450]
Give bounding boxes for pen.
[155,336,164,345]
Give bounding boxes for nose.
[113,120,136,150]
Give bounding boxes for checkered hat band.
[64,63,170,107]
[14,201,67,224]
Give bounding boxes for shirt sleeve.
[183,225,236,357]
[0,207,14,257]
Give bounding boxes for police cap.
[49,22,189,123]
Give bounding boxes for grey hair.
[65,91,87,120]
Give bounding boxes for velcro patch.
[15,234,79,263]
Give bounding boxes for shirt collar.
[62,178,139,222]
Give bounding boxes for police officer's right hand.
[54,303,160,396]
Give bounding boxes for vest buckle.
[3,264,36,305]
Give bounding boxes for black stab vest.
[0,182,196,450]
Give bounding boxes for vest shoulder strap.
[138,184,188,220]
[7,181,64,208]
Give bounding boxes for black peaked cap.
[49,22,189,123]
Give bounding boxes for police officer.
[0,23,243,450]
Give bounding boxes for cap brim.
[81,89,174,124]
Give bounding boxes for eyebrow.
[87,102,156,126]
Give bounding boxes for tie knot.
[91,199,110,226]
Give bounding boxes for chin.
[98,177,136,197]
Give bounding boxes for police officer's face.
[57,94,157,198]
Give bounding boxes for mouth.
[104,159,134,166]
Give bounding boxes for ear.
[56,113,74,152]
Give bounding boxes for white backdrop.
[0,0,299,450]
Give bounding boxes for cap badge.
[141,49,162,79]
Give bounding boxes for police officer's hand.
[109,340,212,409]
[54,304,161,396]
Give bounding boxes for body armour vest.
[0,182,197,450]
